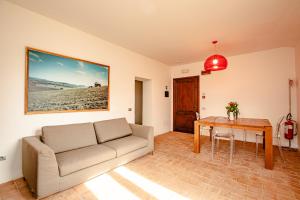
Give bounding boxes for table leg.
[264,127,273,169]
[263,131,265,149]
[209,126,213,141]
[194,121,200,153]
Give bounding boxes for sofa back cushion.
[93,118,132,143]
[42,123,97,153]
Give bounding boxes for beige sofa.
[22,118,154,199]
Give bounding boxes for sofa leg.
[151,151,154,155]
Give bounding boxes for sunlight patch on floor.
[84,173,140,200]
[114,166,190,200]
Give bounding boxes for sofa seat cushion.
[42,123,97,153]
[56,144,116,176]
[93,118,132,143]
[103,136,148,157]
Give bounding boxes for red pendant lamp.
[203,41,228,72]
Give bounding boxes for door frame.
[135,77,152,126]
[173,75,200,132]
[135,80,143,125]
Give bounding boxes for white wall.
[171,48,298,148]
[296,41,300,150]
[0,1,171,184]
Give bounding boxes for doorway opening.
[135,77,152,126]
[135,80,143,125]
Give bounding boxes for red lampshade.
[204,54,228,71]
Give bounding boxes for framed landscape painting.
[25,47,110,114]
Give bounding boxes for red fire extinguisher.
[284,113,298,147]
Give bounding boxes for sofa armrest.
[22,136,59,198]
[129,124,154,151]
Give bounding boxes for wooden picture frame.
[25,47,110,114]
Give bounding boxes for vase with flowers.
[226,102,239,120]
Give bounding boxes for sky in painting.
[28,50,109,87]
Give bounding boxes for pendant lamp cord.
[212,40,218,54]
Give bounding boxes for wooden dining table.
[194,116,273,169]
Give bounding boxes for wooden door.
[173,76,199,133]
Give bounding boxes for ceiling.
[8,0,300,65]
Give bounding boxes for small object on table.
[225,101,239,120]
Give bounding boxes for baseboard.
[0,177,24,189]
[154,131,172,137]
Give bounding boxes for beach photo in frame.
[25,47,110,114]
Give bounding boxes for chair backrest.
[275,116,285,138]
[196,112,200,120]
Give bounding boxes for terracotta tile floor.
[1,132,300,200]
